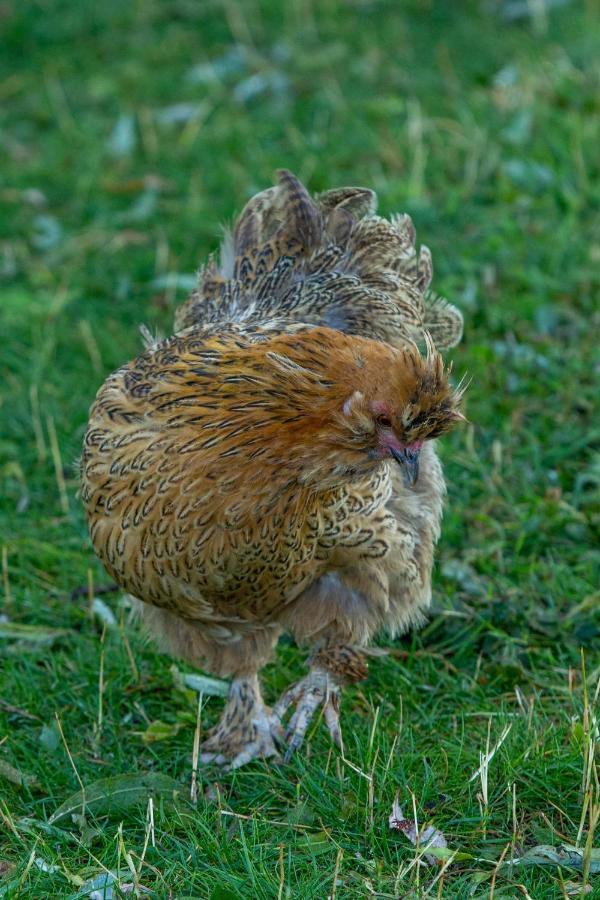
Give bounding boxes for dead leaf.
[33,857,60,874]
[388,795,448,865]
[0,758,41,791]
[564,881,593,896]
[509,844,600,874]
[0,861,15,879]
[137,719,182,744]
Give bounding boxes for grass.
[1,0,599,896]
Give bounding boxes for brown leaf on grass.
[388,795,448,865]
[564,882,592,897]
[0,758,41,791]
[0,861,16,879]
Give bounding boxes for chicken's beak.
[390,447,420,487]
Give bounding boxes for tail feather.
[175,170,463,349]
[316,185,377,218]
[423,294,464,349]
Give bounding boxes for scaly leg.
[273,646,368,761]
[201,674,281,769]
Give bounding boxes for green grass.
[1,0,599,896]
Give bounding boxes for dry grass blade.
[45,413,69,514]
[190,692,203,804]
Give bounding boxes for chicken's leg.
[201,674,281,768]
[272,646,368,761]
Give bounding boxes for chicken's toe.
[273,667,343,761]
[199,675,281,768]
[229,736,280,770]
[200,751,228,766]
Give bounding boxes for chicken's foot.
[201,674,281,768]
[273,667,341,762]
[273,646,368,761]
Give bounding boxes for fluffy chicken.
[81,171,465,767]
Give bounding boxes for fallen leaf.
[564,881,593,896]
[137,719,182,744]
[299,829,330,851]
[67,869,151,899]
[70,871,118,900]
[40,721,61,752]
[0,758,40,790]
[509,844,600,874]
[233,71,289,104]
[34,856,84,885]
[0,622,70,645]
[286,800,316,826]
[388,795,448,865]
[50,772,183,824]
[34,857,60,874]
[112,884,151,896]
[186,46,248,84]
[171,665,229,697]
[15,817,79,845]
[70,813,103,846]
[107,114,136,156]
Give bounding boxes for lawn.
[1,0,599,896]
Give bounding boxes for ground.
[1,1,599,897]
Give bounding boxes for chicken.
[81,171,465,767]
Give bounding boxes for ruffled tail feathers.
[175,170,463,350]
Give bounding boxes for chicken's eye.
[376,414,392,428]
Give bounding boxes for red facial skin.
[370,400,423,460]
[376,434,423,459]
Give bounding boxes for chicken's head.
[331,335,466,487]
